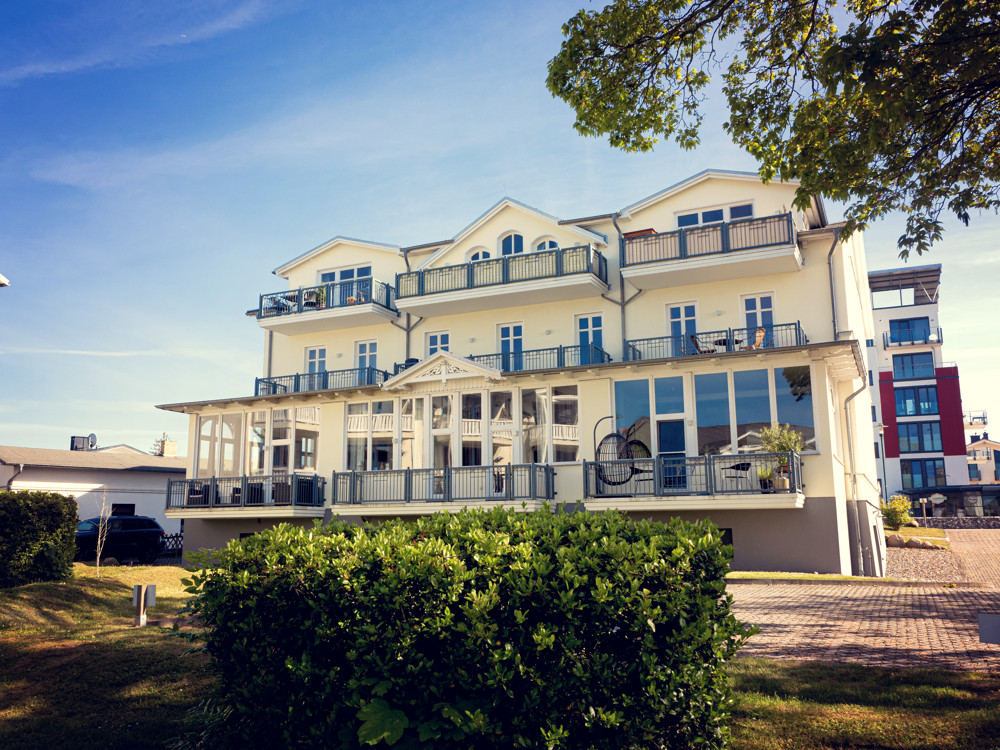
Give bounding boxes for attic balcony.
[965,411,988,430]
[394,245,609,316]
[255,367,390,396]
[165,474,326,518]
[255,279,398,335]
[625,322,807,361]
[621,213,800,288]
[582,452,804,510]
[968,449,991,464]
[883,327,943,348]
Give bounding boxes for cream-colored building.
[158,170,885,575]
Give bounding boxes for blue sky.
[1,0,997,455]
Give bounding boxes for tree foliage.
[0,490,77,588]
[546,0,1000,256]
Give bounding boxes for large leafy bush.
[880,494,914,530]
[0,490,77,588]
[183,507,752,749]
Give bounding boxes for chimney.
[161,440,178,457]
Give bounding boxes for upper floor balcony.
[255,367,390,396]
[256,279,398,335]
[883,327,943,348]
[968,449,992,464]
[165,474,326,518]
[621,213,799,289]
[965,411,988,430]
[394,245,609,316]
[625,322,806,361]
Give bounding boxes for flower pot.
[774,476,790,491]
[759,479,774,493]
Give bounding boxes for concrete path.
[730,530,1000,672]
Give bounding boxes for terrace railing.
[468,343,611,372]
[883,327,943,347]
[166,474,326,510]
[255,367,389,395]
[331,464,554,504]
[396,245,608,298]
[622,213,795,267]
[258,278,397,319]
[965,411,988,427]
[583,452,802,498]
[626,322,806,361]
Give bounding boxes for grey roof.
[0,445,187,473]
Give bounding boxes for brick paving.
[729,529,1000,671]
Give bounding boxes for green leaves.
[357,700,410,746]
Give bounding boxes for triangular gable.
[418,197,607,270]
[274,236,401,279]
[382,351,503,391]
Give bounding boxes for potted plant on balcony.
[759,423,805,490]
[757,466,774,492]
[314,286,326,308]
[347,295,357,304]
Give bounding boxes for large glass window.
[427,332,450,355]
[668,304,696,357]
[898,421,942,453]
[461,393,483,466]
[970,463,981,480]
[654,376,684,414]
[889,317,931,345]
[271,409,291,474]
[901,459,946,489]
[491,391,514,466]
[245,411,268,476]
[893,352,935,379]
[522,389,548,464]
[400,398,424,470]
[371,401,394,471]
[552,386,579,462]
[501,233,524,255]
[196,415,219,479]
[774,366,815,449]
[694,373,731,455]
[346,403,368,471]
[895,386,938,416]
[615,380,652,454]
[294,408,320,470]
[220,413,242,477]
[734,369,771,451]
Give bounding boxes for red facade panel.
[936,366,965,456]
[879,372,899,459]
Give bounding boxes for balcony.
[394,245,609,316]
[883,328,943,348]
[964,411,988,430]
[166,474,326,517]
[256,367,390,396]
[968,449,991,464]
[256,279,398,335]
[626,322,806,361]
[583,452,803,508]
[621,213,800,288]
[330,464,554,512]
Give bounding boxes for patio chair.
[742,327,767,350]
[689,334,716,355]
[722,461,753,491]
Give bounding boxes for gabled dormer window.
[500,233,524,255]
[677,203,754,228]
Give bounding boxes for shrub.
[881,495,914,530]
[183,506,753,749]
[0,490,77,588]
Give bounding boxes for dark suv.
[75,515,166,563]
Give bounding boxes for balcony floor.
[396,274,609,316]
[166,505,326,519]
[622,243,802,289]
[257,302,398,335]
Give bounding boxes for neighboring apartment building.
[0,442,186,532]
[158,170,885,576]
[967,433,1000,486]
[865,265,995,516]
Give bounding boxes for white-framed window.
[742,293,774,330]
[500,232,524,256]
[668,302,697,356]
[534,238,558,252]
[427,331,450,355]
[676,203,754,228]
[356,340,377,385]
[319,265,372,284]
[303,346,327,390]
[576,314,603,364]
[467,246,491,262]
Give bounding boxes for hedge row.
[184,507,752,749]
[0,490,77,588]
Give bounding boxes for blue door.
[577,315,603,365]
[668,304,696,356]
[357,341,377,384]
[658,420,687,491]
[743,295,774,348]
[499,324,523,372]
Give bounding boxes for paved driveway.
[730,529,1000,672]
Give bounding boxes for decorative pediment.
[382,351,503,391]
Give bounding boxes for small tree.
[881,494,914,531]
[95,489,111,577]
[150,432,170,456]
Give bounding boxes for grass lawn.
[3,564,999,749]
[0,563,213,750]
[884,525,951,549]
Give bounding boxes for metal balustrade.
[166,474,326,509]
[965,411,988,427]
[255,367,389,395]
[396,245,608,298]
[626,322,806,361]
[583,452,802,498]
[258,278,397,319]
[622,213,796,267]
[331,464,554,504]
[469,343,612,372]
[883,327,943,347]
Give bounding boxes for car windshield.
[77,520,98,532]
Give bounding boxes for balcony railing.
[968,449,992,463]
[965,411,988,427]
[256,367,389,395]
[166,474,326,510]
[623,213,795,267]
[393,345,611,375]
[883,328,943,348]
[396,245,608,298]
[331,464,554,504]
[626,322,806,361]
[583,452,802,498]
[258,278,397,319]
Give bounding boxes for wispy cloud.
[0,0,279,87]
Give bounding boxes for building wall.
[183,516,317,553]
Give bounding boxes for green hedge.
[0,490,77,588]
[184,507,752,749]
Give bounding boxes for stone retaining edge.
[726,578,987,588]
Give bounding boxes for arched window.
[535,239,558,252]
[501,233,524,256]
[470,250,491,262]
